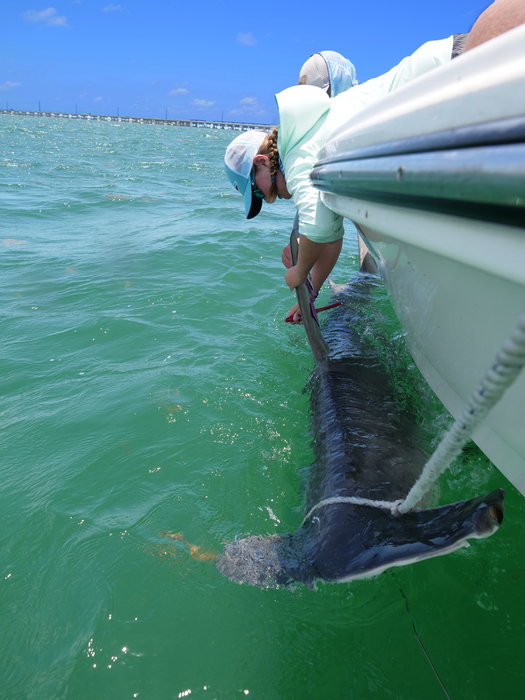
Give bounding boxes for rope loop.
[300,495,403,527]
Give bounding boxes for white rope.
[398,312,525,514]
[301,496,402,527]
[301,312,525,525]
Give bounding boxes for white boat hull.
[313,25,525,496]
[327,196,525,496]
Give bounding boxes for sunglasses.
[250,168,265,199]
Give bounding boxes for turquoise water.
[1,115,525,700]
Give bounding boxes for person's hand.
[282,244,293,268]
[285,303,302,324]
[285,265,307,291]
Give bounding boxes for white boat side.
[312,26,525,496]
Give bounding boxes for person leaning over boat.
[224,37,455,321]
[298,51,358,96]
[286,39,468,284]
[296,50,382,277]
[297,35,465,98]
[278,36,456,299]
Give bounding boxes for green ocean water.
[1,114,525,700]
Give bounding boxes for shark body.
[216,275,504,588]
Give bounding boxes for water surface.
[1,115,524,699]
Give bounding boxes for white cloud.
[93,96,103,102]
[21,8,68,27]
[237,32,257,46]
[229,96,267,117]
[0,81,21,91]
[151,79,158,85]
[102,4,125,11]
[79,92,87,98]
[191,99,215,107]
[168,88,189,96]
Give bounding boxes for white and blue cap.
[224,130,267,219]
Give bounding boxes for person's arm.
[284,236,326,290]
[464,0,525,52]
[284,235,343,291]
[311,237,343,290]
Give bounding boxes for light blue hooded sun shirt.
[321,50,358,96]
[277,37,454,244]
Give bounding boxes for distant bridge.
[0,109,275,132]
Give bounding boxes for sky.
[1,0,492,123]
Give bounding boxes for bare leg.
[464,0,525,52]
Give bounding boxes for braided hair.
[256,127,280,203]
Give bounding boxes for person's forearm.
[284,234,343,292]
[311,238,343,291]
[295,235,327,284]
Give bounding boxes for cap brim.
[243,170,263,220]
[247,194,262,219]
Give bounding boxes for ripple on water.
[1,114,525,700]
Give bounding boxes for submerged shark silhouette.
[215,273,504,588]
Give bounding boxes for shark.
[215,245,504,588]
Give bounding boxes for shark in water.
[215,261,504,588]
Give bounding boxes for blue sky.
[1,1,490,123]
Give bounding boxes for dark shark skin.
[215,276,504,588]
